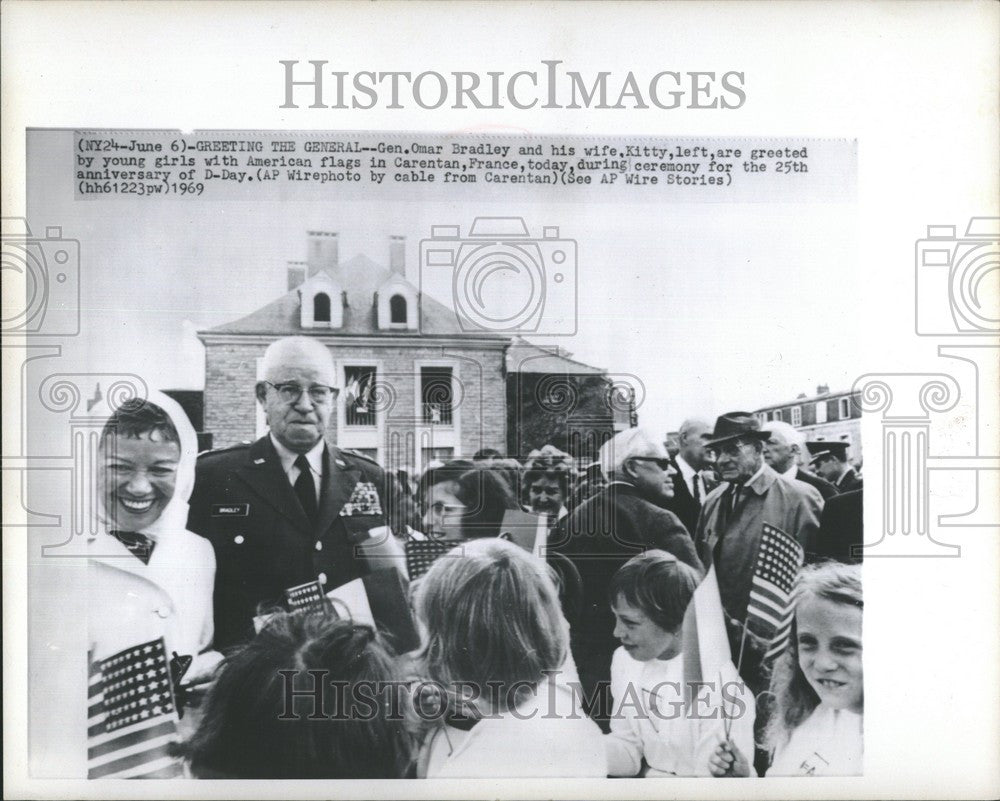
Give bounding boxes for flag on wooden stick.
[682,564,733,713]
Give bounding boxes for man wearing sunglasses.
[550,428,703,733]
[188,336,391,650]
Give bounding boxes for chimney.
[816,383,830,396]
[389,235,406,275]
[287,261,307,290]
[306,231,338,277]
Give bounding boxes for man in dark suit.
[762,420,839,502]
[188,336,391,650]
[550,428,702,732]
[808,440,863,492]
[813,488,863,564]
[665,417,718,535]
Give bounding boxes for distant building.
[754,383,863,466]
[506,337,637,463]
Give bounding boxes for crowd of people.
[87,335,864,779]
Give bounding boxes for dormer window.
[390,295,407,324]
[299,272,343,329]
[376,276,417,330]
[314,292,331,323]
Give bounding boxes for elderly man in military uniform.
[188,336,391,650]
[807,440,863,492]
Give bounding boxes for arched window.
[389,294,407,324]
[314,292,331,323]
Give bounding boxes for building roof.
[506,337,607,375]
[755,387,857,412]
[202,253,497,338]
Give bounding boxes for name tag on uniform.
[211,503,249,517]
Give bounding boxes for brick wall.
[202,339,507,461]
[203,344,262,446]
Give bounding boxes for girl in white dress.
[605,551,755,777]
[710,561,863,777]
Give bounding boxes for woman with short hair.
[418,460,520,540]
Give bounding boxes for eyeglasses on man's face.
[263,381,339,404]
[706,440,753,459]
[628,456,673,471]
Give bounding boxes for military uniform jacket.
[187,435,390,650]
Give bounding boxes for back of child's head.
[415,537,566,711]
[608,550,701,633]
[184,612,412,779]
[100,398,180,447]
[764,561,863,752]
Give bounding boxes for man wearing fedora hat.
[694,412,822,688]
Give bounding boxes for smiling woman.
[89,392,221,693]
[99,404,181,531]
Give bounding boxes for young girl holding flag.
[710,561,863,776]
[605,551,756,777]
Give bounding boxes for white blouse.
[605,647,756,777]
[768,704,863,776]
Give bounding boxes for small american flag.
[746,523,804,661]
[284,579,327,611]
[87,638,182,779]
[405,538,459,580]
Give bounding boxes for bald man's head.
[255,337,337,453]
[677,418,712,470]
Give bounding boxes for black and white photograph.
[3,3,997,799]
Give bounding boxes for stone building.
[198,231,509,473]
[754,383,863,466]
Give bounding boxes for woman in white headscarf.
[88,390,221,682]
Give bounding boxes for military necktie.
[294,454,318,524]
[109,530,156,565]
